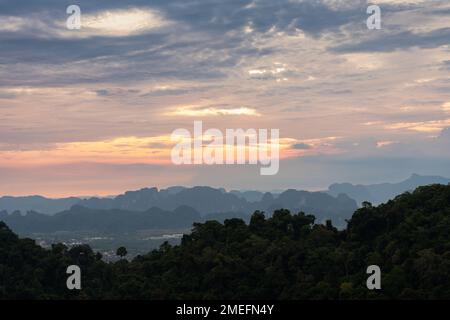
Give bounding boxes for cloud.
[0,0,444,89]
[247,63,294,82]
[376,140,398,148]
[77,8,170,37]
[0,135,175,167]
[442,102,450,112]
[1,0,450,195]
[442,60,450,70]
[291,143,312,150]
[332,28,450,53]
[167,106,261,117]
[1,7,170,40]
[0,15,28,32]
[385,119,450,133]
[95,89,110,96]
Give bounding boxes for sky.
[0,0,449,197]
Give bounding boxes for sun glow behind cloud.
[0,136,174,167]
[0,8,170,39]
[442,102,450,113]
[0,134,329,168]
[376,140,398,148]
[79,8,169,37]
[385,119,450,133]
[167,106,262,117]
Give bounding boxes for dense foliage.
[1,184,450,299]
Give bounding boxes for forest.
[1,184,449,299]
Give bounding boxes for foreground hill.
[1,184,449,299]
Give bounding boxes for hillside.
[1,184,449,299]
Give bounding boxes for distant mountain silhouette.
[5,174,449,233]
[262,189,356,226]
[77,186,357,225]
[0,196,81,215]
[0,205,201,233]
[0,205,254,234]
[77,186,250,214]
[229,190,265,202]
[0,186,357,231]
[327,174,450,206]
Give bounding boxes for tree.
[362,201,373,209]
[116,247,127,259]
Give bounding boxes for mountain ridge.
[327,173,450,205]
[1,187,358,226]
[2,174,448,225]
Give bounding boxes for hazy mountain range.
[0,205,203,234]
[1,174,447,213]
[0,196,81,215]
[0,187,357,232]
[327,174,450,205]
[1,174,448,234]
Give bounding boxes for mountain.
[262,189,356,226]
[77,186,357,225]
[0,186,357,226]
[229,190,265,202]
[0,195,81,215]
[327,174,450,206]
[0,187,357,228]
[1,184,450,299]
[77,186,250,214]
[0,187,357,234]
[1,205,202,233]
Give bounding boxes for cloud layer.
[0,0,449,196]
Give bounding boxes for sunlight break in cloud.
[0,8,170,39]
[75,8,170,37]
[385,119,450,133]
[442,102,450,113]
[0,134,303,168]
[0,16,28,32]
[376,140,399,148]
[0,136,175,167]
[168,106,261,117]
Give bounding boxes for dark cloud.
[0,92,16,99]
[0,0,378,86]
[430,7,450,16]
[291,143,312,150]
[441,60,450,70]
[1,0,444,88]
[332,28,450,53]
[95,89,110,96]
